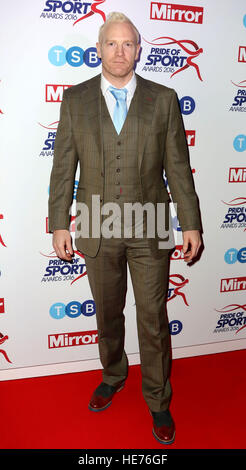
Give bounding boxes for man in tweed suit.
[48,12,202,445]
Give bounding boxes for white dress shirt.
[100,72,137,121]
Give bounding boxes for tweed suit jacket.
[48,73,201,257]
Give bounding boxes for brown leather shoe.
[149,409,175,445]
[88,381,125,412]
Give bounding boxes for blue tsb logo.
[233,135,246,152]
[48,45,101,67]
[169,320,183,335]
[224,247,246,264]
[50,300,96,319]
[179,96,196,115]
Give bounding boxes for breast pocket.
[145,129,165,157]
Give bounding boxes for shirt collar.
[101,72,137,98]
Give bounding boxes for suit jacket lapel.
[80,74,104,175]
[136,74,157,172]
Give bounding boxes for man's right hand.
[52,229,74,261]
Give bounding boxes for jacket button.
[101,171,104,177]
[117,141,121,146]
[116,168,120,173]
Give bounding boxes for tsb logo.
[169,320,183,335]
[50,300,96,319]
[48,45,101,67]
[233,135,246,152]
[224,247,246,264]
[179,96,195,115]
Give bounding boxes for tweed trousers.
[84,231,172,413]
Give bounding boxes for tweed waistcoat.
[101,91,146,236]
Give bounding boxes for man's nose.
[116,44,124,55]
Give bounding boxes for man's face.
[96,21,140,81]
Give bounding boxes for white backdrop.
[1,0,246,380]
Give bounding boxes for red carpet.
[1,349,245,449]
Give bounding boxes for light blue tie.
[109,86,128,134]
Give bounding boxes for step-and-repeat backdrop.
[1,0,246,379]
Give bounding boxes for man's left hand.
[182,230,201,263]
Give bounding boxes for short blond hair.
[98,12,140,44]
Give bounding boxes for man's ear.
[135,43,141,61]
[96,42,101,59]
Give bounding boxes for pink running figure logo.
[0,214,7,248]
[0,333,12,363]
[73,0,106,26]
[168,274,189,306]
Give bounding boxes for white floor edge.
[0,338,246,381]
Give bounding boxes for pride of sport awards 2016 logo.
[213,304,246,336]
[40,250,87,285]
[220,198,246,231]
[229,80,246,112]
[142,36,203,81]
[40,0,106,25]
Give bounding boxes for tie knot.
[109,86,127,102]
